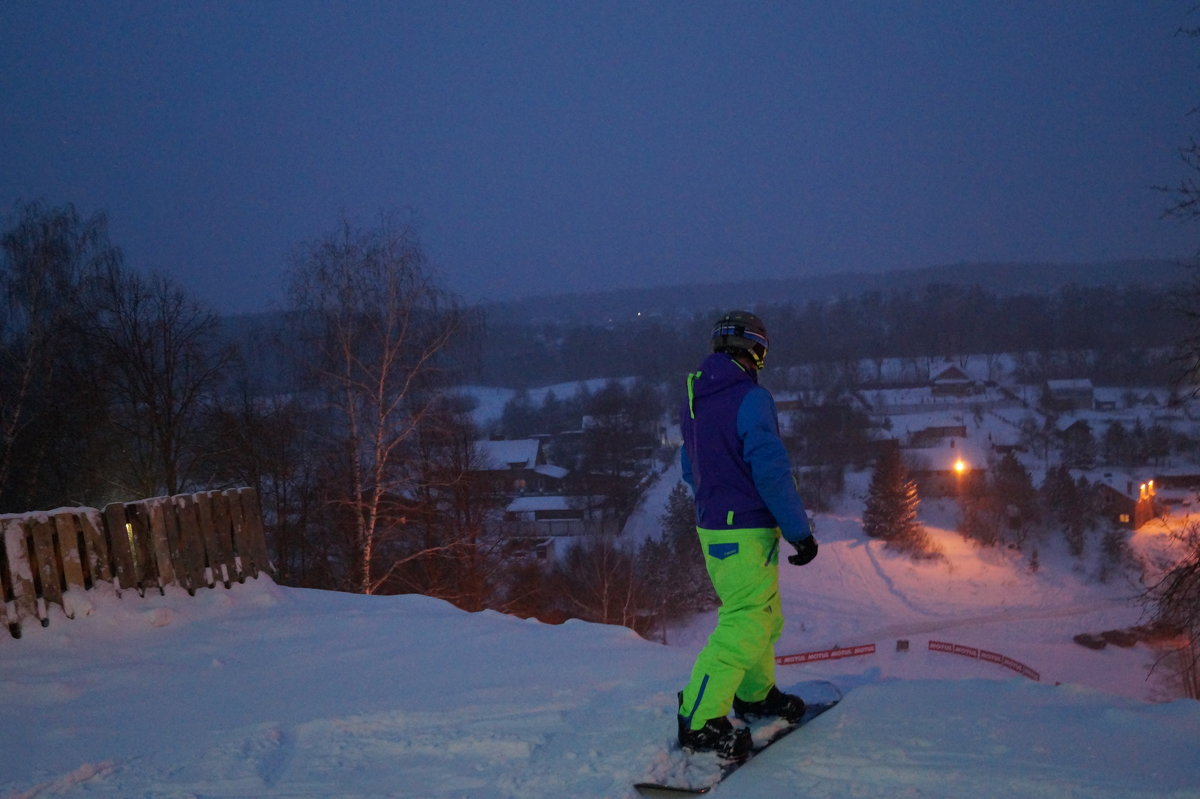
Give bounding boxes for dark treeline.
[0,201,489,601]
[476,282,1189,388]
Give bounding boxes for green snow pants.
[679,526,783,731]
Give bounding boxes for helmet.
[711,310,768,369]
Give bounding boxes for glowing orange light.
[954,458,967,474]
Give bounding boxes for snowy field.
[3,485,1199,798]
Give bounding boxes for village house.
[905,437,988,498]
[473,438,566,496]
[1042,379,1095,411]
[1093,476,1160,530]
[473,437,616,548]
[930,364,976,397]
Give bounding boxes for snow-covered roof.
[1092,472,1148,499]
[476,439,541,470]
[507,495,571,513]
[534,464,568,480]
[931,365,972,383]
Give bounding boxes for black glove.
[787,536,818,566]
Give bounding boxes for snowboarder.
[675,310,819,760]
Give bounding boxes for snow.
[4,373,1200,797]
[3,512,1199,797]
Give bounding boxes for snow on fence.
[0,487,272,639]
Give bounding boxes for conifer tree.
[991,451,1039,548]
[1041,465,1087,557]
[630,480,720,639]
[862,446,930,555]
[663,482,716,609]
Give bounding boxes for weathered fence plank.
[233,488,272,578]
[224,489,257,580]
[29,519,60,623]
[103,502,137,595]
[54,514,87,596]
[3,518,38,632]
[156,499,190,594]
[194,491,229,587]
[79,509,111,586]
[173,495,207,592]
[145,501,174,592]
[209,490,240,583]
[0,520,16,635]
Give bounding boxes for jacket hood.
[687,352,756,417]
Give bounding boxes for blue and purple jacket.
[679,352,812,544]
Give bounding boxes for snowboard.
[634,683,842,797]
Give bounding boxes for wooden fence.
[0,487,272,639]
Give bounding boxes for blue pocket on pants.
[708,542,740,560]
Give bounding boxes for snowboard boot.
[732,685,807,723]
[677,694,752,761]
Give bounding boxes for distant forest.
[474,280,1194,389]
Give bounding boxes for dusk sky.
[3,1,1198,314]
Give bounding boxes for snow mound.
[2,580,1198,798]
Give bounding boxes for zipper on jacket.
[686,370,702,419]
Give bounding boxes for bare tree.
[287,215,466,595]
[0,201,119,509]
[1160,12,1200,394]
[1145,521,1200,699]
[381,393,504,610]
[1158,12,1200,230]
[88,262,232,498]
[556,535,644,630]
[1144,13,1200,698]
[203,350,334,588]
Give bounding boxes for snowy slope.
[2,556,1198,798]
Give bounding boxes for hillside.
[2,489,1198,797]
[482,259,1190,325]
